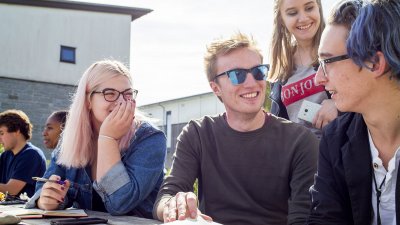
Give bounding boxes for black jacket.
[269,81,289,119]
[307,112,400,225]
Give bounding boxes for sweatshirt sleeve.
[287,127,319,225]
[153,121,200,219]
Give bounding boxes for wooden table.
[0,204,162,225]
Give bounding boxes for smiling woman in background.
[26,60,167,218]
[42,110,68,150]
[268,0,338,137]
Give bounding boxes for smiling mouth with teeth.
[298,23,312,30]
[241,92,259,98]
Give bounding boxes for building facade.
[0,0,151,157]
[138,92,225,168]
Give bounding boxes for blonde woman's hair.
[57,60,137,168]
[268,0,325,82]
[204,32,263,83]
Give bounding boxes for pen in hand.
[32,177,66,185]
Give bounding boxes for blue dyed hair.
[347,0,400,80]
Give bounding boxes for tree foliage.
[264,82,271,111]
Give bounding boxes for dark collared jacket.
[269,81,289,119]
[307,112,400,225]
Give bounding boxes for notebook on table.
[1,208,87,219]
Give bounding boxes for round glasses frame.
[91,88,138,102]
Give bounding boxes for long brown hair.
[268,0,325,82]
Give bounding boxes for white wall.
[139,92,225,126]
[0,4,131,85]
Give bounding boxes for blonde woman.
[26,60,166,218]
[269,0,338,137]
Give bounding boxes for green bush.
[0,143,4,154]
[264,82,271,112]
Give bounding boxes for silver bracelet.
[99,134,117,141]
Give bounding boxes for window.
[60,46,76,63]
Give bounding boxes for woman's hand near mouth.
[99,99,136,141]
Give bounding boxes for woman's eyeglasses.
[214,64,269,85]
[91,88,138,102]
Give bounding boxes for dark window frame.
[166,111,172,148]
[60,45,76,64]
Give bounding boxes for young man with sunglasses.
[153,32,319,225]
[308,0,400,224]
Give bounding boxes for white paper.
[162,216,222,225]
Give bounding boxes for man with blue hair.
[309,0,400,224]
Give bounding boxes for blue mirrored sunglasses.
[214,64,269,85]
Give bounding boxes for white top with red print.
[281,65,328,137]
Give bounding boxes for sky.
[76,0,336,106]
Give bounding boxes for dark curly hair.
[0,109,32,140]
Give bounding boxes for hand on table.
[162,192,212,223]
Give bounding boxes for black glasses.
[214,64,269,85]
[319,54,349,77]
[91,88,138,102]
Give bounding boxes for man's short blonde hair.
[204,32,263,82]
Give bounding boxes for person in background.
[308,0,400,224]
[0,109,46,197]
[269,0,338,137]
[153,32,318,225]
[42,110,68,150]
[26,60,167,218]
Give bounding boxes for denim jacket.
[26,122,166,218]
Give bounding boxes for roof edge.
[0,0,152,21]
